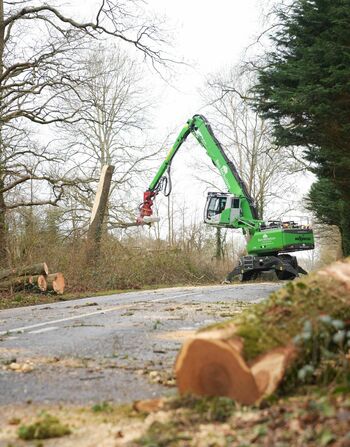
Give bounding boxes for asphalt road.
[0,283,281,405]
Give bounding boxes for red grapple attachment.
[137,190,156,224]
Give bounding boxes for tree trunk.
[215,227,223,260]
[86,165,114,261]
[0,262,48,281]
[0,276,31,291]
[340,201,350,256]
[0,0,6,268]
[0,274,46,292]
[29,274,47,292]
[0,0,4,73]
[0,188,6,267]
[46,272,65,294]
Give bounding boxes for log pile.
[0,263,65,294]
[175,258,350,405]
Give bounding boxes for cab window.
[207,197,227,218]
[232,198,240,208]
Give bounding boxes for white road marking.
[28,326,59,334]
[0,291,197,336]
[150,292,195,303]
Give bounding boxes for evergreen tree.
[254,0,350,254]
[306,178,341,228]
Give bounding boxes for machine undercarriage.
[226,253,308,282]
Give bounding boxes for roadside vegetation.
[0,222,233,308]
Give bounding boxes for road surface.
[0,283,281,405]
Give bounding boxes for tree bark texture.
[0,2,7,267]
[340,201,350,256]
[86,165,114,260]
[0,189,6,267]
[0,273,46,291]
[0,262,48,281]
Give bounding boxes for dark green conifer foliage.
[254,0,350,254]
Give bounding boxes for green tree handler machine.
[137,115,314,281]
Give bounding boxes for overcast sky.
[145,0,261,129]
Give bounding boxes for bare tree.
[201,67,298,220]
[0,0,168,265]
[59,44,159,231]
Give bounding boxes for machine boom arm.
[138,115,259,226]
[148,123,191,191]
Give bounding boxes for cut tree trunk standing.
[175,258,350,404]
[0,262,48,281]
[86,165,115,260]
[46,272,65,294]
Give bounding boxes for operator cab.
[204,192,241,226]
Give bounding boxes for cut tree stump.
[46,273,65,294]
[0,263,48,281]
[175,338,261,405]
[175,328,296,405]
[175,258,350,404]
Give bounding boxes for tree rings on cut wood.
[318,260,350,291]
[46,273,65,295]
[175,338,260,405]
[0,263,67,295]
[29,275,48,292]
[175,331,297,405]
